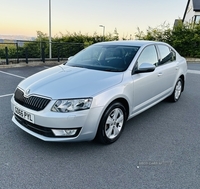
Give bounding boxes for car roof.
[94,40,167,47]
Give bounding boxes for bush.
[135,22,200,58]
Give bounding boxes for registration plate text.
[14,106,34,123]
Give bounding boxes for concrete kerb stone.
[0,61,65,69]
[186,58,200,63]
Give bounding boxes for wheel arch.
[108,97,130,120]
[95,97,130,144]
[179,74,185,92]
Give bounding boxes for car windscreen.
[66,45,140,72]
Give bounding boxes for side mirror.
[135,63,155,73]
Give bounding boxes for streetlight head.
[99,25,105,41]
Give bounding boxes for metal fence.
[0,40,85,65]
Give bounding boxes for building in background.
[183,0,200,24]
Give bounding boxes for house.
[183,0,200,24]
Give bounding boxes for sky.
[0,0,188,39]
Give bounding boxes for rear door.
[155,44,178,94]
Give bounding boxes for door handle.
[158,73,162,76]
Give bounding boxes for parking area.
[0,63,200,189]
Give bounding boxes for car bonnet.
[17,65,123,99]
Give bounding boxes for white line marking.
[187,70,200,75]
[0,70,25,79]
[0,93,13,98]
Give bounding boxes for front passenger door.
[131,45,161,113]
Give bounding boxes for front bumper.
[11,96,103,142]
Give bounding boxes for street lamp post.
[49,0,52,59]
[99,25,105,41]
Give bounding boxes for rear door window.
[157,45,175,65]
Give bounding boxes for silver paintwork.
[11,40,187,142]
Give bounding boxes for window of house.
[194,15,200,24]
[192,16,194,23]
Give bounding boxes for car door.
[131,45,164,114]
[155,44,178,95]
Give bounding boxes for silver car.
[11,40,187,144]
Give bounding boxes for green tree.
[135,22,200,58]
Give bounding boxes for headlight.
[51,98,93,113]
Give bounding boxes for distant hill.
[0,35,36,41]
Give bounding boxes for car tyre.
[96,102,127,144]
[169,78,183,102]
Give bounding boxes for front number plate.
[14,106,35,123]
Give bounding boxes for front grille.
[15,114,55,137]
[14,88,51,111]
[15,114,81,138]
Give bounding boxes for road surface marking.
[0,70,25,79]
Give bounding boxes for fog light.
[52,129,77,136]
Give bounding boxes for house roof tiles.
[183,0,200,22]
[193,0,200,11]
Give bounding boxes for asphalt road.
[0,63,200,189]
